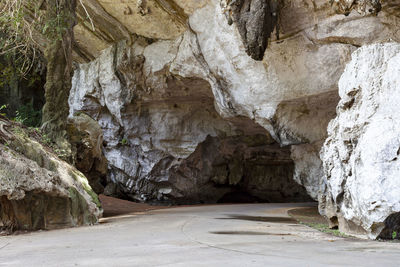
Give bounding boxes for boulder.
[0,118,102,231]
[320,43,400,239]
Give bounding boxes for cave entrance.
[0,54,46,127]
[68,51,314,208]
[199,134,314,205]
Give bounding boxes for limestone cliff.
[64,0,400,238]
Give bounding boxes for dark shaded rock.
[0,54,45,120]
[227,0,278,60]
[217,191,263,203]
[139,135,312,204]
[378,212,400,240]
[0,190,97,231]
[67,113,108,194]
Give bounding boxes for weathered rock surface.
[320,43,400,239]
[221,0,279,60]
[0,118,102,231]
[66,0,400,238]
[67,113,108,194]
[69,42,311,203]
[71,0,400,147]
[291,141,325,201]
[331,0,382,15]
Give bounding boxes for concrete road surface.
[1,203,399,266]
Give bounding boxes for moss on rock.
[0,118,102,232]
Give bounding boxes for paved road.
[1,203,399,266]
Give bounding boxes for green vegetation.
[0,1,43,77]
[0,0,73,71]
[392,231,397,240]
[1,0,77,143]
[15,102,42,127]
[0,102,42,127]
[120,138,129,146]
[0,104,7,116]
[69,170,102,208]
[302,222,350,238]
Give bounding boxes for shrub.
[15,102,41,127]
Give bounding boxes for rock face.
[0,118,102,231]
[320,43,400,239]
[221,0,279,60]
[67,113,108,194]
[291,141,325,201]
[69,42,311,203]
[331,0,382,15]
[65,0,400,237]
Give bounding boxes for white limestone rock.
[320,43,400,239]
[68,39,312,204]
[291,141,325,201]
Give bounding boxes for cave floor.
[1,202,400,266]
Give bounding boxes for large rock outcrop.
[71,0,400,145]
[65,0,400,237]
[0,118,102,231]
[320,43,400,239]
[67,0,400,207]
[69,42,311,203]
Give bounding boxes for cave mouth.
[0,53,46,127]
[207,138,314,205]
[131,134,316,206]
[85,75,315,206]
[100,134,315,206]
[378,212,400,240]
[67,50,315,208]
[217,191,265,204]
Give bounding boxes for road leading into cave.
[1,203,400,266]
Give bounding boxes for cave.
[0,53,46,126]
[2,0,400,243]
[68,42,314,205]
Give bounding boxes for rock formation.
[64,0,400,236]
[67,113,108,194]
[330,0,382,15]
[68,0,399,206]
[69,42,311,203]
[2,0,399,237]
[221,0,279,60]
[320,43,400,239]
[0,117,102,231]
